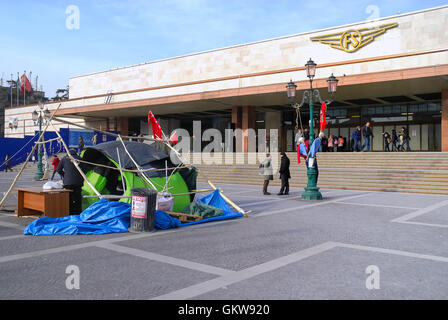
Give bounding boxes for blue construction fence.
[0,128,118,172]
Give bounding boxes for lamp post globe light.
[33,101,50,181]
[286,58,338,200]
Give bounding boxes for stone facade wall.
[68,6,448,98]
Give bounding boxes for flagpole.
[24,70,26,106]
[10,74,13,108]
[16,72,19,107]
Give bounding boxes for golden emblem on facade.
[310,23,398,53]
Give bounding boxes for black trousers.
[65,185,82,215]
[279,175,289,194]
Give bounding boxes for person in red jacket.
[51,155,62,181]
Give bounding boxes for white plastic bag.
[43,181,64,190]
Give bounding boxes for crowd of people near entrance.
[261,122,413,195]
[294,122,412,152]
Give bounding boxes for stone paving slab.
[0,176,447,300]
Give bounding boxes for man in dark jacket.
[361,122,374,152]
[391,129,399,151]
[278,152,291,195]
[57,149,86,215]
[399,127,411,151]
[351,126,361,152]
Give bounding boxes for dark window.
[409,105,418,113]
[392,105,401,114]
[418,104,428,113]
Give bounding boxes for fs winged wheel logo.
[310,23,398,53]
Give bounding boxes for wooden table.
[16,188,72,218]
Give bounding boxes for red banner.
[147,111,163,139]
[320,102,327,132]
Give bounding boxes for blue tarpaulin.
[24,199,131,236]
[180,189,244,227]
[24,190,243,236]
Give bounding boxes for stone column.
[442,89,448,152]
[242,106,256,152]
[231,106,242,152]
[231,106,256,152]
[117,117,129,137]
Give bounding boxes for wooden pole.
[117,135,158,190]
[0,104,62,208]
[49,121,102,198]
[207,181,248,217]
[52,116,168,143]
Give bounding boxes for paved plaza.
[0,171,447,300]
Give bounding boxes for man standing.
[383,132,391,152]
[78,136,85,154]
[351,126,361,152]
[391,129,399,151]
[400,127,411,152]
[278,152,291,195]
[4,153,11,172]
[361,122,374,152]
[57,149,85,215]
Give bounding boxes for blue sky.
[0,0,446,98]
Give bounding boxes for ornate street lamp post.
[32,101,50,180]
[286,58,338,200]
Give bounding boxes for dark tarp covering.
[182,202,224,219]
[179,190,244,227]
[92,141,168,170]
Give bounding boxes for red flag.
[169,132,178,144]
[320,102,327,132]
[20,74,32,94]
[147,111,163,139]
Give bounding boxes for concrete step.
[199,180,448,195]
[197,175,448,189]
[196,174,448,187]
[196,167,448,177]
[197,177,448,195]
